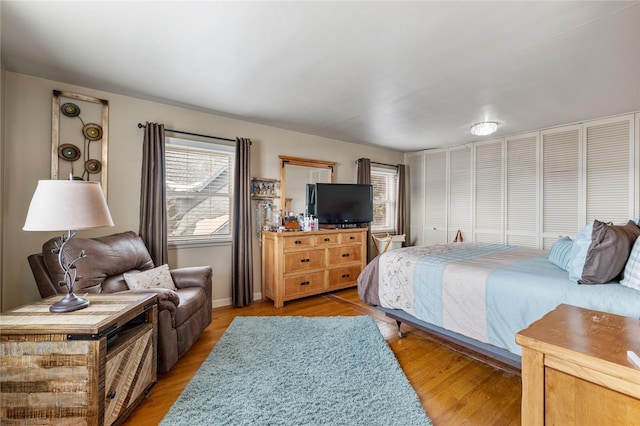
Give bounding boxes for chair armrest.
[28,254,59,298]
[171,266,213,328]
[171,266,212,294]
[123,287,180,327]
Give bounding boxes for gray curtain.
[139,122,168,266]
[357,158,374,262]
[232,138,253,307]
[396,163,407,246]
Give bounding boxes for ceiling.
[2,1,639,152]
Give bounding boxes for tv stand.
[261,228,367,308]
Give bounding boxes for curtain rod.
[356,159,398,168]
[137,123,236,142]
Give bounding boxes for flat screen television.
[309,183,373,225]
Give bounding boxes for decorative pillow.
[568,221,594,282]
[620,237,640,291]
[549,236,573,271]
[568,220,640,284]
[124,264,177,291]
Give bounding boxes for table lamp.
[23,180,114,313]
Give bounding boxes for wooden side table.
[0,293,158,425]
[516,303,640,425]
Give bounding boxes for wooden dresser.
[262,228,367,308]
[0,293,158,426]
[516,304,640,426]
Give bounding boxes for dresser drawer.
[284,271,326,297]
[284,235,314,250]
[314,233,339,246]
[327,246,362,266]
[340,231,364,244]
[284,250,325,272]
[328,265,361,287]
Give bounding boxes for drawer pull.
[107,390,116,400]
[341,253,350,257]
[349,236,355,240]
[324,238,330,242]
[342,273,350,278]
[295,240,302,245]
[300,281,310,286]
[300,258,310,263]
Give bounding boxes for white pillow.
[620,237,640,291]
[124,264,177,291]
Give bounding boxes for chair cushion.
[175,286,206,328]
[42,231,154,293]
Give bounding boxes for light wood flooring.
[123,288,522,425]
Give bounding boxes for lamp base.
[49,292,90,313]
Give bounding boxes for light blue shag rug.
[161,316,432,426]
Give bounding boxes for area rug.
[161,315,432,425]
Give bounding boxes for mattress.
[358,242,640,355]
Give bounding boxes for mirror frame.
[279,155,336,216]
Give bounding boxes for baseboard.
[212,291,262,308]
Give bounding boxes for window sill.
[168,238,232,249]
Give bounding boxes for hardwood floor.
[123,288,522,425]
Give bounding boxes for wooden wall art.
[51,90,109,197]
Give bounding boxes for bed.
[358,241,640,369]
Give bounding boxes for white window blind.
[371,165,398,232]
[585,117,633,225]
[474,140,503,242]
[542,126,580,248]
[448,146,472,242]
[165,137,234,240]
[424,150,447,244]
[407,152,425,246]
[506,134,538,247]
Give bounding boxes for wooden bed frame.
[377,306,522,375]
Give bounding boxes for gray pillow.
[579,220,640,284]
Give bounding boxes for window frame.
[165,136,235,246]
[370,164,398,233]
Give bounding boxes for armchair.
[28,231,212,374]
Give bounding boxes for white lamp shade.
[23,180,114,231]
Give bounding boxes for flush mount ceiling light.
[470,122,498,136]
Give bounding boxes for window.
[371,165,397,232]
[165,137,235,241]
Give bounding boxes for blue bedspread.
[358,243,640,355]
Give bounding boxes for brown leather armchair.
[28,231,212,374]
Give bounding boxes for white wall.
[1,72,403,311]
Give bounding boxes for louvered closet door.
[424,150,447,245]
[407,152,425,247]
[505,133,538,248]
[474,139,504,243]
[541,126,581,249]
[585,115,634,225]
[448,146,472,242]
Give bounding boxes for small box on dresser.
[0,293,158,426]
[262,228,367,308]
